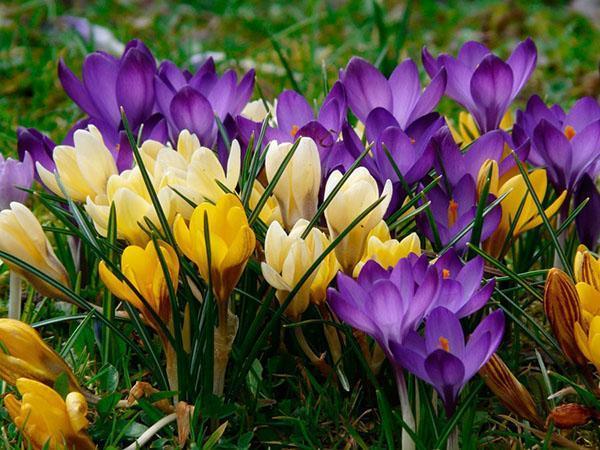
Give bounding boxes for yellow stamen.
[565,125,576,141]
[442,269,450,279]
[439,336,450,352]
[291,124,300,137]
[447,199,459,227]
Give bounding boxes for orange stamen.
[291,124,300,137]
[447,199,459,227]
[442,269,450,279]
[439,336,450,352]
[565,125,576,141]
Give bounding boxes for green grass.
[0,0,599,448]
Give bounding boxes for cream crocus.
[249,181,282,226]
[483,169,566,258]
[5,378,94,450]
[241,99,270,122]
[0,202,69,299]
[324,168,392,273]
[353,221,421,277]
[261,219,336,319]
[85,165,176,246]
[265,137,321,229]
[0,319,80,392]
[37,125,117,202]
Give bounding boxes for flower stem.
[213,302,238,396]
[123,412,177,450]
[294,326,331,376]
[447,426,459,450]
[8,271,21,320]
[394,366,416,450]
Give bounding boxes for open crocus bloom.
[341,56,446,130]
[5,378,94,450]
[422,38,537,133]
[391,307,504,415]
[575,316,600,373]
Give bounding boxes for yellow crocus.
[575,316,600,372]
[265,137,321,230]
[573,245,600,326]
[99,240,178,333]
[5,378,94,450]
[353,222,421,277]
[85,165,176,246]
[324,167,392,273]
[0,319,80,391]
[483,169,566,258]
[261,219,337,319]
[174,193,255,303]
[0,202,70,299]
[37,125,117,202]
[450,111,513,147]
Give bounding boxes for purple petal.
[406,68,447,128]
[470,55,514,132]
[507,38,537,101]
[365,108,400,144]
[533,119,573,189]
[82,52,120,127]
[169,86,215,144]
[570,119,600,181]
[574,174,600,248]
[421,47,442,78]
[467,310,505,363]
[455,280,495,318]
[116,48,156,129]
[461,331,492,379]
[276,90,314,137]
[438,55,475,110]
[58,59,99,118]
[424,349,465,413]
[207,69,237,119]
[389,59,421,128]
[464,130,505,178]
[457,41,490,69]
[17,127,55,174]
[425,307,465,355]
[342,57,392,123]
[566,97,600,132]
[231,69,255,116]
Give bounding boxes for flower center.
[447,199,459,227]
[439,336,450,352]
[564,125,576,141]
[442,269,450,279]
[291,124,300,137]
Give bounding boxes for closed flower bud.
[0,202,70,300]
[174,193,255,303]
[574,244,600,290]
[4,378,94,450]
[0,319,80,391]
[324,167,392,273]
[546,403,599,429]
[265,137,321,230]
[479,354,542,426]
[37,125,117,202]
[544,268,587,365]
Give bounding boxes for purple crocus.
[0,152,34,210]
[514,95,600,247]
[155,57,255,146]
[341,57,447,130]
[422,39,537,133]
[391,307,504,414]
[17,127,56,176]
[58,39,160,149]
[418,173,501,249]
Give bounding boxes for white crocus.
[37,125,117,202]
[324,167,392,274]
[265,137,321,230]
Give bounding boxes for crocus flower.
[483,169,566,258]
[237,83,347,158]
[174,193,255,303]
[265,137,321,229]
[422,38,537,133]
[341,57,446,129]
[479,353,542,426]
[324,167,392,273]
[155,57,255,146]
[391,306,504,414]
[449,110,513,148]
[544,268,587,365]
[573,245,600,326]
[0,152,33,210]
[573,174,600,248]
[0,203,70,300]
[261,219,338,318]
[85,163,176,246]
[418,173,501,249]
[37,126,118,202]
[0,319,80,392]
[353,221,421,276]
[4,378,94,450]
[58,39,158,145]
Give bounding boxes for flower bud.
[546,403,599,429]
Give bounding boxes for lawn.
[0,0,599,448]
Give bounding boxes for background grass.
[0,0,598,448]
